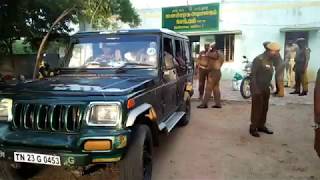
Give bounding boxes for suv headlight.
[0,98,13,121]
[87,102,121,126]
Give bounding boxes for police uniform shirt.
[251,53,274,90]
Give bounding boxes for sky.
[130,0,310,9]
[130,0,219,9]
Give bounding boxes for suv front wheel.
[119,125,153,180]
[0,162,39,180]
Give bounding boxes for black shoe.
[249,129,260,137]
[258,127,274,134]
[197,104,208,109]
[290,91,300,95]
[299,91,308,96]
[212,105,222,108]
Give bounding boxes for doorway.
[285,31,309,45]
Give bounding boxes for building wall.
[136,0,320,80]
[220,1,320,80]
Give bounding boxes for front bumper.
[0,124,131,167]
[0,146,124,167]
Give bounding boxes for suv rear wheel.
[119,125,153,180]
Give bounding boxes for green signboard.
[162,3,219,32]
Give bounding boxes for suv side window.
[184,41,193,73]
[163,37,177,81]
[184,41,191,64]
[174,39,187,76]
[163,37,175,70]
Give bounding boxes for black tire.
[0,162,39,180]
[178,97,191,126]
[240,77,251,99]
[119,125,153,180]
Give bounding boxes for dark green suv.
[0,29,193,180]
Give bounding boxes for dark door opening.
[285,31,309,45]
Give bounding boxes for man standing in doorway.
[197,44,210,100]
[197,42,224,109]
[284,41,298,88]
[290,38,311,96]
[249,42,281,137]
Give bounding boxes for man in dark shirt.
[264,42,285,97]
[249,42,281,137]
[290,38,311,96]
[314,69,320,157]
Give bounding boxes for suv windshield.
[67,35,159,69]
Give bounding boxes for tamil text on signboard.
[162,3,219,32]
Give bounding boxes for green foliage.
[0,0,141,55]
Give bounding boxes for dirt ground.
[31,101,320,180]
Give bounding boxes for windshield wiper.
[115,62,153,73]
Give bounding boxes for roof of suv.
[73,28,189,40]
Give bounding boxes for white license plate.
[14,152,61,166]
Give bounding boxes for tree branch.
[33,6,76,79]
[90,0,104,26]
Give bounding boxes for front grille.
[12,104,84,132]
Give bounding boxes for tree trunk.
[32,7,75,79]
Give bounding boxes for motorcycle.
[239,56,252,99]
[238,56,274,99]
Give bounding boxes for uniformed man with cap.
[249,42,281,137]
[197,42,224,109]
[197,44,210,100]
[263,42,285,97]
[290,38,311,96]
[314,69,320,157]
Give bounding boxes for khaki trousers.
[275,71,285,97]
[201,70,222,106]
[198,68,209,97]
[286,59,295,88]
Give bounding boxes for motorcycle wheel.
[240,77,251,99]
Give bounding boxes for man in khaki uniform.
[290,38,310,96]
[284,41,298,87]
[197,42,224,109]
[249,42,281,137]
[314,69,320,157]
[197,44,210,100]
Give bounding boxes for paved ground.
[31,101,320,180]
[192,79,314,105]
[152,102,320,180]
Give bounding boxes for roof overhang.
[280,26,320,32]
[181,30,242,36]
